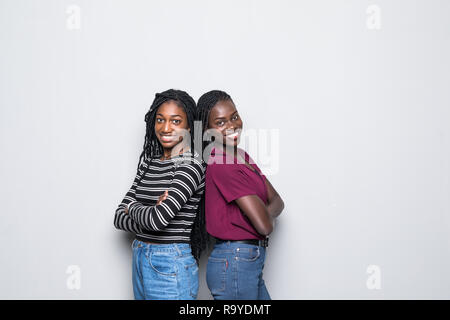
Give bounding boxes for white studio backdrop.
[0,0,449,299]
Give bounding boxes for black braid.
[134,88,207,263]
[195,90,235,250]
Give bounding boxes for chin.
[159,141,176,149]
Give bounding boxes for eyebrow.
[156,113,182,118]
[213,111,238,121]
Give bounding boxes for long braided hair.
[196,90,235,249]
[134,88,207,262]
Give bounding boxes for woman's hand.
[123,191,167,215]
[156,190,169,205]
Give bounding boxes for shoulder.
[207,162,246,182]
[136,155,151,173]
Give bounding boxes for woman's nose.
[226,123,234,131]
[162,122,172,132]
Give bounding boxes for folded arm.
[128,160,204,231]
[234,178,284,236]
[113,159,148,234]
[235,195,273,236]
[265,178,284,218]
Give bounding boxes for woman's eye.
[156,118,164,123]
[232,114,239,121]
[216,121,224,126]
[172,119,181,125]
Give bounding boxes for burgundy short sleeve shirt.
[205,147,268,240]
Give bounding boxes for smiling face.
[207,99,243,147]
[154,100,190,152]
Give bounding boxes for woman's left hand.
[156,190,169,205]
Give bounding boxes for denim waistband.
[132,239,192,255]
[213,240,266,251]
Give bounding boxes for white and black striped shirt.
[114,151,206,243]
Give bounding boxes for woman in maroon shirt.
[197,90,284,300]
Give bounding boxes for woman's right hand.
[156,190,168,205]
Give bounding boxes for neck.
[214,143,238,157]
[162,143,190,160]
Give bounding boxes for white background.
[1,0,449,299]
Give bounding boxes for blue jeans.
[131,239,198,300]
[206,241,271,300]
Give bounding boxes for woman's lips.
[159,135,176,142]
[225,130,241,140]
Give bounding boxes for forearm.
[128,201,171,231]
[120,159,204,233]
[266,194,284,218]
[114,205,143,234]
[252,205,274,236]
[264,178,284,219]
[114,158,148,233]
[236,195,274,236]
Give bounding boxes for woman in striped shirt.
[114,89,207,300]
